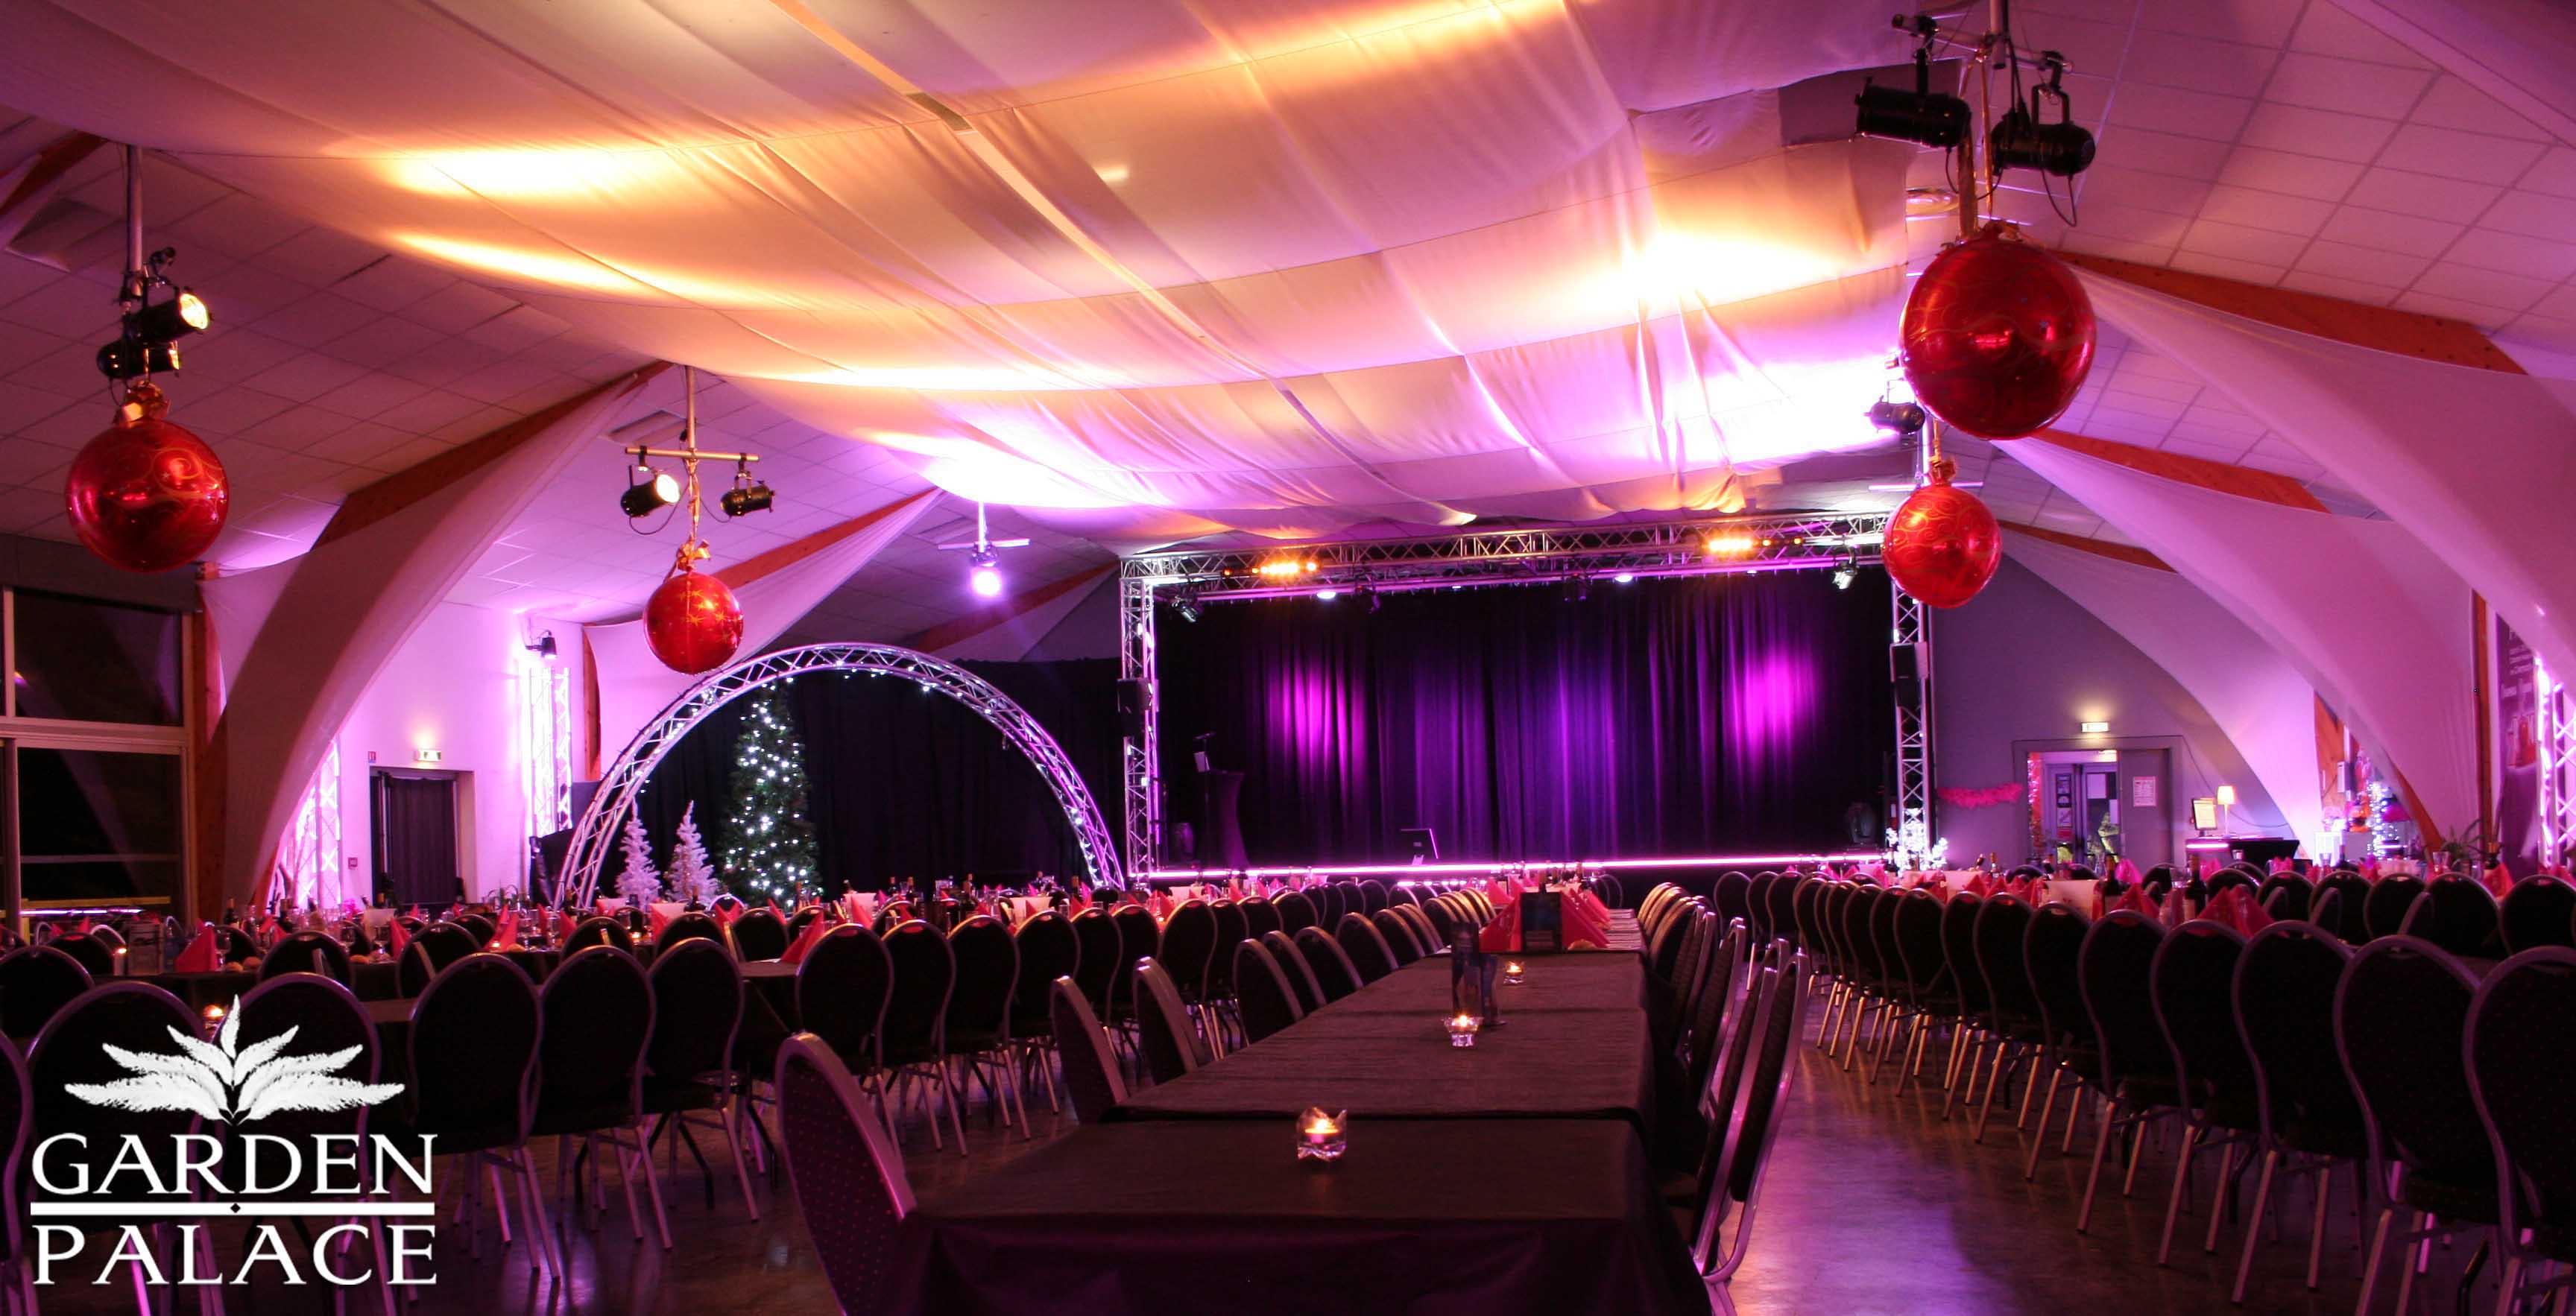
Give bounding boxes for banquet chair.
[1261,930,1327,1017]
[1638,884,1678,935]
[261,929,352,984]
[1811,883,1857,1054]
[0,1032,30,1309]
[1418,896,1464,947]
[1392,902,1439,954]
[1741,873,1776,941]
[1009,912,1079,1115]
[1358,879,1390,914]
[1049,978,1128,1124]
[1762,876,1800,952]
[879,920,966,1154]
[534,946,666,1253]
[2311,872,2372,940]
[1108,905,1161,1030]
[2254,874,2314,921]
[642,937,760,1221]
[456,912,498,944]
[943,916,1023,1142]
[1322,883,1353,926]
[1133,961,1210,1084]
[48,934,114,978]
[2018,902,2095,1175]
[1594,873,1626,909]
[1372,908,1425,963]
[1070,907,1123,1019]
[1833,886,1892,1072]
[2400,876,2500,958]
[1667,910,1720,1067]
[567,914,635,952]
[1335,913,1400,984]
[1155,901,1220,1056]
[2226,922,2366,1303]
[2205,869,2255,900]
[2499,875,2576,952]
[2148,920,2261,1265]
[657,911,724,955]
[1880,890,1960,1097]
[1238,896,1281,939]
[2463,948,2576,1315]
[773,1033,916,1316]
[1681,920,1749,1100]
[387,954,555,1275]
[1274,890,1319,935]
[1647,899,1701,989]
[2335,936,2497,1316]
[30,983,219,1306]
[2362,875,2428,942]
[0,945,90,1043]
[2308,889,2351,946]
[1970,895,2049,1142]
[1712,873,1752,927]
[1233,940,1304,1045]
[728,907,791,961]
[1293,926,1363,1002]
[2074,911,2176,1233]
[1205,900,1251,1042]
[795,925,894,1095]
[1690,952,1811,1280]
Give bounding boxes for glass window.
[13,590,184,725]
[17,747,183,905]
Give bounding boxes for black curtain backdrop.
[629,659,1120,892]
[1156,572,1893,864]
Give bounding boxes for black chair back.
[1359,880,1390,914]
[1207,901,1249,1000]
[1762,875,1799,948]
[944,916,1018,1052]
[730,908,792,961]
[1133,961,1206,1084]
[567,915,634,952]
[1156,901,1217,1004]
[1274,891,1319,935]
[535,946,653,1134]
[2254,874,2313,921]
[455,913,497,943]
[2335,936,2490,1196]
[1049,978,1126,1122]
[2312,872,2373,940]
[2150,920,2255,1121]
[1011,912,1079,1038]
[645,938,744,1092]
[1939,893,1988,1019]
[2024,902,2094,1045]
[1233,940,1304,1045]
[0,946,91,1042]
[2077,911,2170,1090]
[1892,890,1948,1002]
[2363,874,2427,941]
[1262,931,1326,1016]
[1108,906,1159,1016]
[657,911,724,955]
[1239,896,1281,939]
[1294,926,1363,1002]
[798,925,894,1070]
[50,934,113,978]
[1684,922,1749,1095]
[772,1034,915,1310]
[417,921,479,969]
[1420,896,1463,946]
[2404,876,2500,958]
[261,930,352,984]
[1070,908,1122,1015]
[1314,884,1345,928]
[1973,896,2040,1031]
[406,953,541,1152]
[1372,909,1424,963]
[878,920,955,1067]
[2464,948,2576,1249]
[1335,913,1398,984]
[2501,876,2576,954]
[2234,923,2361,1150]
[1713,872,1752,926]
[0,1034,26,1246]
[30,984,205,1219]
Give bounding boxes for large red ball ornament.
[1884,469,2001,609]
[1899,225,2096,439]
[645,566,744,674]
[65,407,230,573]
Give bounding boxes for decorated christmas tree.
[613,808,661,908]
[668,802,723,906]
[721,687,818,901]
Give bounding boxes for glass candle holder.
[1445,1013,1481,1048]
[1296,1107,1348,1162]
[1502,958,1526,986]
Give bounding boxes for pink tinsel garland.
[1936,782,2026,809]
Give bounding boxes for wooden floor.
[46,1017,2505,1314]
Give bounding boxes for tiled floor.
[42,1017,2503,1313]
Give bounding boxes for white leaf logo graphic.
[66,998,404,1124]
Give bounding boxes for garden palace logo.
[33,999,440,1289]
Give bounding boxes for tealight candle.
[1296,1107,1348,1162]
[1446,1013,1481,1048]
[1502,958,1526,985]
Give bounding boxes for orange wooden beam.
[0,131,105,228]
[2062,251,2526,375]
[2004,428,2328,513]
[1996,519,2173,572]
[903,563,1111,654]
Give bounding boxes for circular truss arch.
[558,642,1124,907]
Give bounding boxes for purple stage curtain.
[1156,572,1893,864]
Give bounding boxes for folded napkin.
[490,910,521,951]
[388,917,411,961]
[172,923,221,972]
[647,904,673,939]
[780,915,827,964]
[2115,858,2143,885]
[2159,885,2190,927]
[2484,864,2515,899]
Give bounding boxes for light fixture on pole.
[940,502,1029,601]
[525,631,559,662]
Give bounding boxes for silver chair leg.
[2232,1148,2280,1304]
[2157,1124,2203,1265]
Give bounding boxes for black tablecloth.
[893,1119,1707,1315]
[1108,953,1657,1130]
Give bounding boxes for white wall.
[329,601,537,901]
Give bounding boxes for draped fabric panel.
[2002,533,2320,840]
[211,375,653,901]
[2001,440,2481,836]
[2082,272,2576,686]
[583,490,937,760]
[627,659,1120,890]
[1154,573,1892,864]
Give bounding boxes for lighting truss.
[2543,658,2574,869]
[1890,583,1935,866]
[1117,511,1894,870]
[560,642,1123,905]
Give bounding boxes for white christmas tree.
[614,809,662,908]
[668,803,723,906]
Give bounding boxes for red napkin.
[1477,899,1519,954]
[490,910,520,951]
[1068,890,1091,915]
[388,917,411,961]
[710,902,738,927]
[2114,887,2154,917]
[2115,858,2143,885]
[406,905,423,923]
[780,916,827,964]
[2361,858,2380,882]
[172,923,221,972]
[647,904,673,939]
[2159,885,2189,927]
[2484,864,2515,900]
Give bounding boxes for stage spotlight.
[1705,534,1757,556]
[968,546,1004,598]
[1316,588,1339,601]
[1174,591,1204,624]
[524,631,559,661]
[619,464,681,517]
[719,461,774,517]
[129,289,210,342]
[1613,572,1635,584]
[1867,399,1927,437]
[1560,574,1591,604]
[1989,104,2096,177]
[95,337,180,381]
[1833,566,1856,590]
[1855,51,1968,148]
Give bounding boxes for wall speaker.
[1890,642,1925,704]
[1114,678,1148,741]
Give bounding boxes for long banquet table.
[891,948,1704,1315]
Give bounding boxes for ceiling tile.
[2197,184,2335,236]
[2314,206,2466,257]
[2409,75,2552,142]
[2293,238,2430,287]
[2407,262,2554,314]
[2236,103,2399,163]
[2375,124,2552,185]
[2087,127,2235,181]
[2444,228,2576,282]
[2392,289,2516,326]
[2103,83,2255,142]
[2473,191,2576,244]
[2341,167,2501,222]
[2077,168,2214,218]
[2288,3,2435,69]
[2179,217,2308,265]
[2214,146,2365,200]
[2259,53,2432,119]
[2118,30,2279,96]
[2522,149,2576,200]
[2140,0,2303,48]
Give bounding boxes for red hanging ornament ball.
[64,382,229,573]
[1899,224,2096,439]
[1883,461,2001,609]
[645,564,744,674]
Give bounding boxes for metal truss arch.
[560,642,1123,907]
